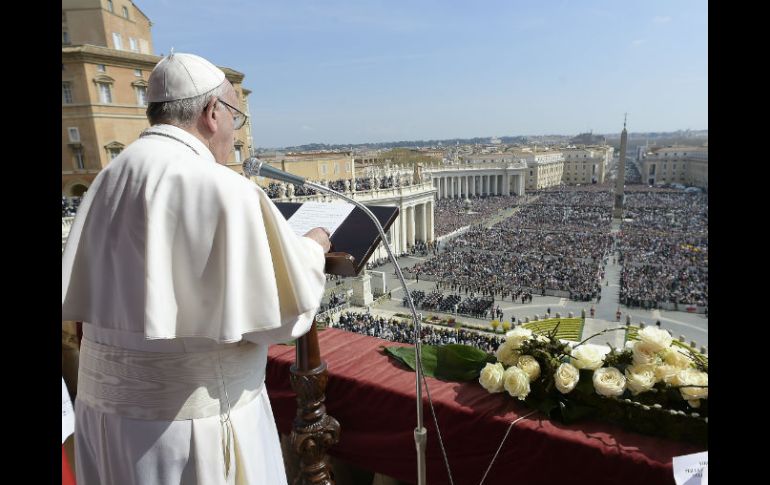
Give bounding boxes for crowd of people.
[62,196,82,217]
[530,186,614,207]
[619,188,708,307]
[331,311,505,352]
[404,289,497,319]
[433,195,522,237]
[318,290,348,314]
[410,188,612,303]
[406,250,603,302]
[262,173,418,199]
[446,227,613,262]
[506,204,612,233]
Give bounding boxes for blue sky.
[140,0,708,148]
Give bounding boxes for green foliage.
[383,344,494,381]
[383,345,438,378]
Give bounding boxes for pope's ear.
[202,98,219,133]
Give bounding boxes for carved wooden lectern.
[275,202,399,485]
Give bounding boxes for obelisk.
[613,115,628,219]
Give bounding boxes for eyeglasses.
[216,98,248,130]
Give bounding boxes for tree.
[490,320,500,333]
[502,321,512,332]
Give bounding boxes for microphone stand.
[303,180,428,485]
[243,159,427,485]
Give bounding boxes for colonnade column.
[427,200,434,242]
[418,203,427,242]
[407,206,415,247]
[400,208,407,253]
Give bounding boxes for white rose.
[672,368,708,401]
[625,364,657,395]
[495,340,521,366]
[554,362,580,394]
[637,326,673,352]
[479,362,506,393]
[687,399,701,408]
[535,334,549,344]
[505,327,533,349]
[571,344,607,370]
[503,366,531,400]
[632,341,662,366]
[654,364,680,384]
[661,347,695,369]
[516,355,541,382]
[592,367,626,397]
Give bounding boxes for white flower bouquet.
[386,323,708,445]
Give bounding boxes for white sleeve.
[242,236,326,345]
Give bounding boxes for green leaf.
[528,394,559,418]
[574,369,595,395]
[434,344,495,382]
[559,399,596,424]
[383,345,439,378]
[383,344,492,381]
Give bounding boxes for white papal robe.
[62,124,327,485]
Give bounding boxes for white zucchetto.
[147,52,226,102]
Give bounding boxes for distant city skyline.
[141,0,708,148]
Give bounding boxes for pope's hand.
[304,227,332,253]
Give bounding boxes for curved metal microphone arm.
[303,180,428,485]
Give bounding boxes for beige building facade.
[561,146,614,185]
[252,152,355,187]
[640,146,708,190]
[520,150,564,190]
[62,0,253,196]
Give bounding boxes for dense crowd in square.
[433,195,523,237]
[416,188,612,303]
[331,311,505,352]
[619,188,708,308]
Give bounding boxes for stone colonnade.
[431,171,526,199]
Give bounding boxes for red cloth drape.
[266,328,705,485]
[62,445,76,485]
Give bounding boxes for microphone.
[242,157,306,186]
[243,155,430,485]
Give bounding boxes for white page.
[62,377,75,444]
[673,451,708,485]
[286,201,355,237]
